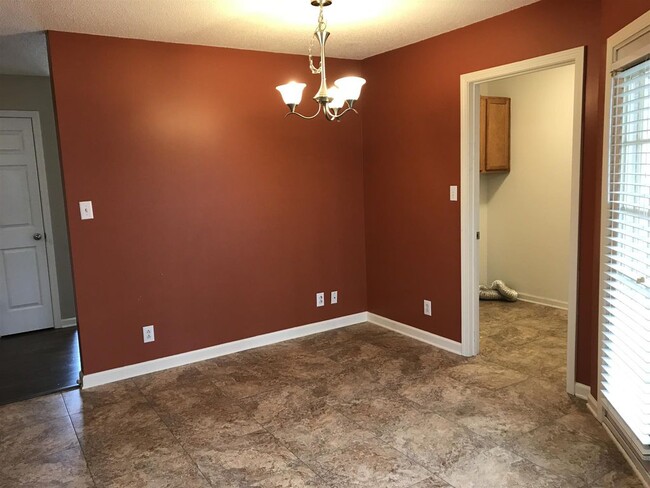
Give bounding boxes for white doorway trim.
[459,47,585,396]
[0,110,65,329]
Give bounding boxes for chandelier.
[276,0,366,121]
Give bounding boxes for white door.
[0,116,54,336]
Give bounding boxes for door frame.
[459,47,585,396]
[1,110,63,329]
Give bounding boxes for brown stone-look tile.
[555,409,610,443]
[264,350,345,383]
[310,363,385,404]
[483,335,566,378]
[479,301,540,326]
[395,373,490,419]
[0,393,69,435]
[334,386,492,473]
[409,477,453,487]
[140,376,226,417]
[503,376,580,420]
[62,380,145,415]
[307,436,431,488]
[132,364,209,396]
[200,361,289,400]
[0,414,78,464]
[445,361,528,390]
[188,430,321,488]
[0,446,94,488]
[240,384,327,427]
[83,421,209,488]
[268,405,376,458]
[342,322,397,341]
[321,340,394,367]
[590,469,645,487]
[439,445,576,488]
[70,396,161,454]
[333,387,422,434]
[479,322,549,349]
[159,393,262,445]
[378,407,492,473]
[365,331,441,358]
[508,420,626,485]
[442,388,554,444]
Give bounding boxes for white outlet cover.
[316,292,325,307]
[424,300,432,316]
[449,186,458,202]
[143,325,155,343]
[331,291,338,304]
[79,201,94,220]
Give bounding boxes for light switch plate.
[331,291,338,304]
[424,300,432,316]
[79,201,94,220]
[450,186,458,202]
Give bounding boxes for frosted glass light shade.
[276,82,307,105]
[335,76,366,101]
[327,86,345,109]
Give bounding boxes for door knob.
[33,233,42,241]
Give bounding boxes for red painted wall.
[48,32,367,374]
[602,0,650,36]
[362,0,605,387]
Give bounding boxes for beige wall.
[0,74,76,320]
[479,65,574,308]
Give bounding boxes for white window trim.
[597,9,650,485]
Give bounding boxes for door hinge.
[476,232,481,240]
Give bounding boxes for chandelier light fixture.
[276,0,366,121]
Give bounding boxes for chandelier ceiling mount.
[276,0,366,122]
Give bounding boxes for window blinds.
[601,58,650,458]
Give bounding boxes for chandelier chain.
[308,1,327,74]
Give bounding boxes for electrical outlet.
[143,325,155,343]
[331,291,338,304]
[316,292,325,307]
[424,300,432,316]
[449,186,458,202]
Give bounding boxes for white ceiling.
[0,0,540,76]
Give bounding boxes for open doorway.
[460,48,585,397]
[477,64,575,393]
[0,32,80,403]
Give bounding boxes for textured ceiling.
[0,0,540,76]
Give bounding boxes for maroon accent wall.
[48,32,367,374]
[362,0,605,389]
[602,0,650,37]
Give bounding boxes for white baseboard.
[82,312,368,389]
[59,317,77,328]
[518,293,568,310]
[587,393,601,420]
[574,382,591,401]
[367,313,463,355]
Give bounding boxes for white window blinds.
[601,58,650,458]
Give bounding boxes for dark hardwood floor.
[0,327,81,405]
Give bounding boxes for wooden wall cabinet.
[480,96,511,173]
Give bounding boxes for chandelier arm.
[285,104,323,120]
[326,106,359,120]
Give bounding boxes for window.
[600,14,650,465]
[601,57,650,458]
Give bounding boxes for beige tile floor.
[0,301,643,487]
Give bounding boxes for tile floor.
[0,301,643,487]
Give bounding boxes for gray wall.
[0,74,76,320]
